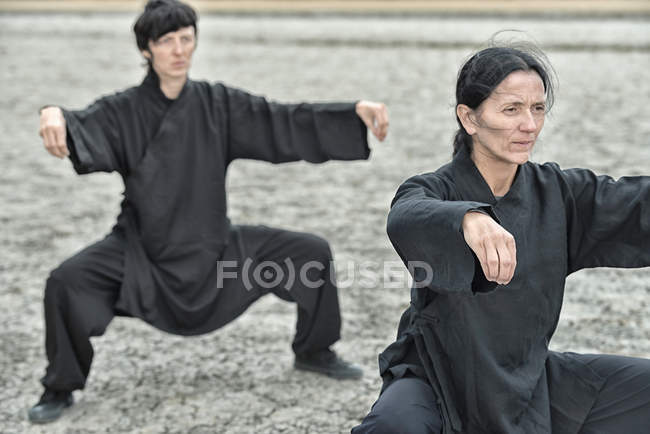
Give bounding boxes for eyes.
[502,104,546,115]
[154,34,195,47]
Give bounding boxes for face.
[142,26,196,81]
[458,70,546,166]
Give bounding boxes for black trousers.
[41,225,341,392]
[352,353,650,434]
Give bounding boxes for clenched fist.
[39,106,69,159]
[462,211,517,285]
[355,100,389,142]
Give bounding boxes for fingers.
[42,127,59,157]
[372,104,389,141]
[495,236,516,284]
[481,233,517,285]
[54,123,69,158]
[478,234,516,285]
[500,236,517,284]
[44,127,66,158]
[482,240,500,282]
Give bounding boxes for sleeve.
[223,85,370,164]
[562,167,650,273]
[62,95,126,175]
[386,174,498,294]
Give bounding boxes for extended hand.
[355,100,389,141]
[462,211,517,285]
[39,106,69,158]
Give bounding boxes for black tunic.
[62,71,368,335]
[381,146,650,433]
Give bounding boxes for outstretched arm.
[39,95,131,175]
[387,174,509,294]
[563,167,650,273]
[223,85,383,164]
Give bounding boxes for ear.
[456,104,478,135]
[141,49,151,60]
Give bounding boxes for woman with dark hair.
[352,43,650,433]
[29,0,390,424]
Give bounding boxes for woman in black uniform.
[353,43,650,434]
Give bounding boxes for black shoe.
[294,349,363,380]
[28,389,74,424]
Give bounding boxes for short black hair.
[453,38,557,156]
[133,0,198,52]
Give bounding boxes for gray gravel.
[1,13,650,434]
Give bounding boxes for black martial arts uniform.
[41,70,369,392]
[353,147,650,433]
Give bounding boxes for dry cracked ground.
[1,12,649,434]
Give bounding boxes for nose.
[172,39,183,55]
[520,110,538,132]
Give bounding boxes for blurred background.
[2,0,650,15]
[1,1,649,433]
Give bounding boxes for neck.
[158,74,187,100]
[471,150,518,197]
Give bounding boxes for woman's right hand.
[462,211,517,285]
[39,106,69,158]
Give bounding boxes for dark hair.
[133,0,198,54]
[453,40,556,156]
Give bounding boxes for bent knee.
[353,377,443,434]
[44,272,70,304]
[45,261,81,302]
[48,258,82,287]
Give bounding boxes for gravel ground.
[1,13,649,434]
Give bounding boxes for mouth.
[172,61,186,68]
[513,140,535,148]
